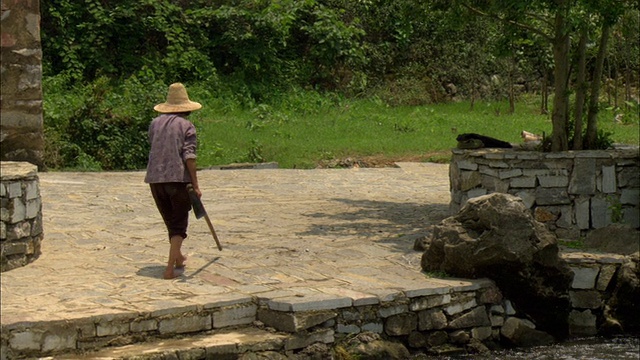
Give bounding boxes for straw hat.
[154,83,202,113]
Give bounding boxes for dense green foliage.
[40,0,639,170]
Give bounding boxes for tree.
[455,0,634,151]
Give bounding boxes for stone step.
[3,278,495,359]
[2,296,261,359]
[39,326,291,360]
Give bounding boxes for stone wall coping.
[0,161,38,180]
[452,146,639,160]
[561,250,628,264]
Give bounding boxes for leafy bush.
[43,73,166,170]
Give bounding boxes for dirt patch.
[316,151,451,168]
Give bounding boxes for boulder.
[584,224,640,255]
[421,193,573,339]
[500,317,555,347]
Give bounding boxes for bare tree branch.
[464,4,553,41]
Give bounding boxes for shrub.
[43,72,167,170]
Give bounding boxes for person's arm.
[186,158,201,198]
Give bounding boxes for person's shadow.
[136,265,166,278]
[136,257,221,280]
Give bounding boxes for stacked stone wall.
[0,161,42,272]
[0,0,44,168]
[563,252,627,336]
[258,280,509,355]
[2,280,516,357]
[1,258,633,358]
[450,147,640,239]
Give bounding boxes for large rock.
[421,193,573,339]
[584,224,640,255]
[500,317,555,347]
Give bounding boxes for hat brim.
[154,101,202,113]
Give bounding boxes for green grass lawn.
[189,94,639,169]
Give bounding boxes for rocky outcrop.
[420,193,574,339]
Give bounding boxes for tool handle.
[204,214,223,251]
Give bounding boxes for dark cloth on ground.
[456,133,513,149]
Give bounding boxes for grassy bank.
[43,77,639,170]
[189,93,639,169]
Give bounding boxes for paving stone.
[203,294,254,309]
[317,287,379,306]
[267,295,352,312]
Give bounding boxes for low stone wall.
[563,251,627,336]
[1,279,515,358]
[2,257,633,358]
[450,147,640,239]
[0,161,43,272]
[258,279,508,354]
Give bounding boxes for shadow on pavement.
[298,198,450,252]
[136,265,166,279]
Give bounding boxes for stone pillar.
[0,161,43,272]
[1,0,45,169]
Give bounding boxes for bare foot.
[176,255,187,269]
[163,267,184,279]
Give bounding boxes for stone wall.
[563,251,626,336]
[450,147,640,239]
[0,161,42,272]
[2,278,516,357]
[1,259,633,358]
[258,279,507,355]
[0,0,45,168]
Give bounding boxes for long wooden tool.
[187,184,223,251]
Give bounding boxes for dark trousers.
[149,183,192,240]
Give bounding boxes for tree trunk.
[625,67,631,113]
[470,61,477,111]
[550,7,570,152]
[573,26,588,150]
[509,56,516,114]
[585,22,612,149]
[541,71,549,115]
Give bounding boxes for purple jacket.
[144,114,197,183]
